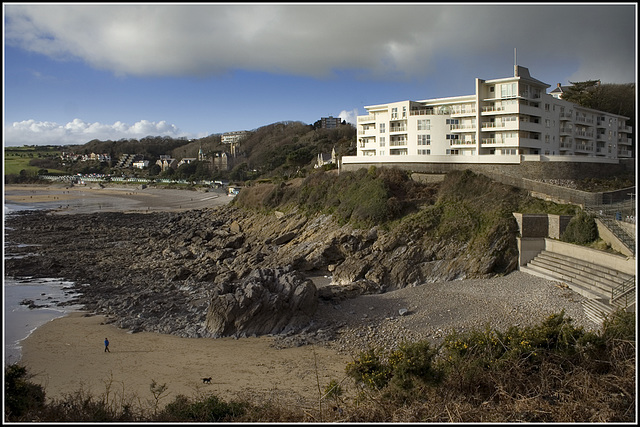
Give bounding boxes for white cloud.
[4,4,636,83]
[4,119,191,147]
[338,109,359,126]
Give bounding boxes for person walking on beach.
[104,338,110,352]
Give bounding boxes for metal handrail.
[611,276,636,309]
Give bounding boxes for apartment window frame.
[417,134,431,146]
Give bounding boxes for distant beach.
[4,183,233,215]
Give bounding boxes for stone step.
[611,286,636,310]
[527,258,615,298]
[519,264,606,300]
[537,251,634,284]
[581,298,614,325]
[528,260,614,298]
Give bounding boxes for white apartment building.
[221,131,249,145]
[344,66,633,167]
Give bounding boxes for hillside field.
[4,146,67,175]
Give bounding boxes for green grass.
[4,147,67,175]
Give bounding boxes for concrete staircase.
[520,250,636,324]
[596,215,636,256]
[585,203,636,257]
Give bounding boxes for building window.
[391,108,398,119]
[418,135,430,145]
[390,148,408,155]
[418,149,431,155]
[379,137,385,147]
[417,119,430,130]
[501,83,517,98]
[446,134,459,140]
[380,123,385,133]
[446,149,460,155]
[446,119,459,125]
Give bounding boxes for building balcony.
[409,109,439,116]
[559,112,572,120]
[389,126,407,133]
[559,141,573,149]
[559,127,573,135]
[574,130,594,139]
[575,116,594,125]
[618,125,632,133]
[450,124,476,132]
[481,138,518,147]
[359,129,377,137]
[481,122,505,130]
[357,115,375,123]
[618,149,632,157]
[519,91,541,99]
[450,140,477,146]
[389,140,407,147]
[618,137,632,145]
[574,143,594,153]
[451,108,477,116]
[482,105,506,113]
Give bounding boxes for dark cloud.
[4,4,636,82]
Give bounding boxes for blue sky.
[3,2,637,147]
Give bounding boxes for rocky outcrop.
[205,268,318,337]
[4,203,518,340]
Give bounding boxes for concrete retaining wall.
[341,159,635,207]
[544,238,636,275]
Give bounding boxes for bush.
[346,341,441,393]
[4,363,46,420]
[345,348,392,390]
[159,394,246,422]
[561,211,597,245]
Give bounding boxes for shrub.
[387,340,441,390]
[4,363,46,420]
[345,348,392,390]
[159,394,246,422]
[346,341,442,393]
[561,211,597,245]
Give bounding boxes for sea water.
[3,203,85,364]
[3,277,84,364]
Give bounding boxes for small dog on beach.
[202,377,212,384]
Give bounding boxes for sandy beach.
[6,183,351,410]
[4,183,232,214]
[19,312,352,409]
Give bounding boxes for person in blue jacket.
[104,338,110,352]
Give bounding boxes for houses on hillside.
[343,65,633,168]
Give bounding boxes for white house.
[343,65,633,168]
[132,160,149,169]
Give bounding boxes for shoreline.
[19,311,353,408]
[4,183,233,214]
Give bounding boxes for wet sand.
[4,183,232,214]
[19,312,353,409]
